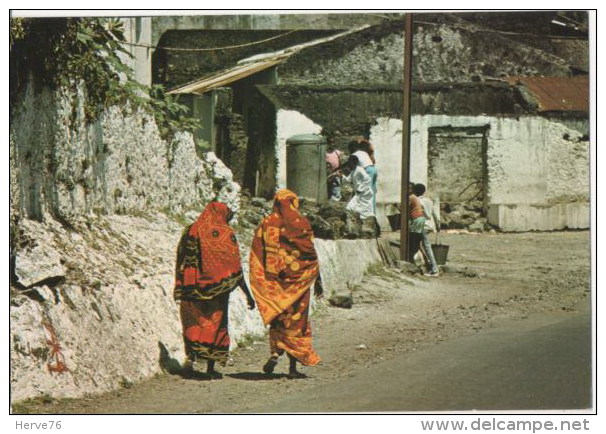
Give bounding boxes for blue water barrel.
[286,134,327,202]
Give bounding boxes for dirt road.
[14,230,592,414]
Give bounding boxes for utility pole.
[400,13,413,261]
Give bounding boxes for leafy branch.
[10,16,200,142]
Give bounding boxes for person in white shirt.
[342,155,375,219]
[413,183,440,276]
[349,139,378,213]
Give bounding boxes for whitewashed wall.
[11,87,386,403]
[368,115,590,232]
[275,109,323,190]
[10,83,241,403]
[273,110,590,231]
[10,83,241,224]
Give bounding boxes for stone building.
[149,11,589,231]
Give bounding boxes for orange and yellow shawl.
[249,190,321,366]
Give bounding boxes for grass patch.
[11,394,55,414]
[119,377,134,389]
[365,262,399,279]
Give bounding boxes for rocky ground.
[12,229,592,414]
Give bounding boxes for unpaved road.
[15,230,592,414]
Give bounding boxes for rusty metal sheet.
[507,76,588,112]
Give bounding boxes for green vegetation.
[149,85,201,145]
[11,394,55,414]
[10,16,200,142]
[365,262,399,279]
[119,377,134,389]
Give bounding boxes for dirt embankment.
[13,230,591,414]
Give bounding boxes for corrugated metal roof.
[168,25,370,95]
[506,76,588,112]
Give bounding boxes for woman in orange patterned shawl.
[249,189,324,378]
[174,202,255,379]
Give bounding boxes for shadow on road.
[177,371,227,381]
[227,372,288,381]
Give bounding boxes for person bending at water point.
[343,155,375,219]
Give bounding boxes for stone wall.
[259,83,528,140]
[151,13,392,45]
[10,82,240,225]
[261,80,589,233]
[151,13,585,90]
[10,82,387,403]
[153,29,339,88]
[278,15,577,86]
[9,82,244,402]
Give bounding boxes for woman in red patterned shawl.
[174,202,255,379]
[249,189,324,378]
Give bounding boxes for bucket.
[432,244,449,265]
[432,233,449,265]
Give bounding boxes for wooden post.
[400,13,413,261]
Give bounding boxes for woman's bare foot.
[263,356,279,374]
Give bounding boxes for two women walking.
[174,190,323,379]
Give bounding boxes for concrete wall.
[315,238,384,293]
[487,203,590,232]
[120,17,153,86]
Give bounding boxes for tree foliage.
[10,17,200,141]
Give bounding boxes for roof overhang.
[167,24,371,95]
[167,53,290,95]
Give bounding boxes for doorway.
[427,126,489,209]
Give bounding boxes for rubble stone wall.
[10,209,383,403]
[9,83,244,403]
[10,83,241,224]
[279,17,575,86]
